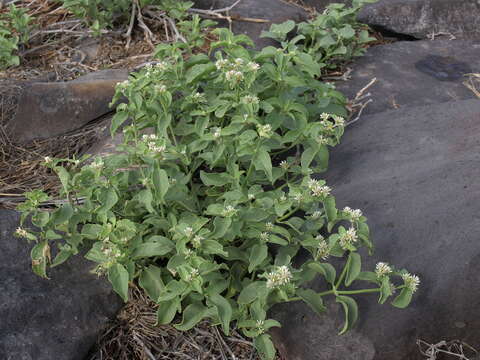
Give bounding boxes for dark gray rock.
[334,39,480,115]
[4,69,128,144]
[301,0,352,11]
[193,0,308,48]
[271,99,480,359]
[358,0,480,39]
[0,210,122,360]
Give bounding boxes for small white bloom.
[260,232,270,241]
[333,115,345,127]
[247,61,260,71]
[279,194,287,202]
[248,193,255,200]
[185,267,199,281]
[402,273,420,293]
[266,265,293,289]
[212,127,222,139]
[44,156,52,164]
[215,59,229,70]
[147,143,166,154]
[225,70,243,82]
[343,206,363,221]
[266,222,274,231]
[320,113,330,121]
[375,262,392,278]
[155,84,167,93]
[311,210,322,219]
[242,95,259,105]
[192,92,205,102]
[192,235,204,247]
[339,227,358,249]
[316,237,330,261]
[184,249,194,258]
[310,184,331,198]
[222,205,237,217]
[293,193,303,202]
[184,227,194,237]
[155,61,168,71]
[257,124,273,138]
[316,135,328,145]
[280,160,289,170]
[15,227,28,238]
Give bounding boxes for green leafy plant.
[0,4,33,69]
[261,0,377,71]
[16,3,419,360]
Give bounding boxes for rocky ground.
[1,0,480,359]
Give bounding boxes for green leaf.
[324,196,337,222]
[209,293,232,335]
[30,240,49,278]
[97,187,118,213]
[336,295,358,335]
[108,263,129,302]
[301,146,317,171]
[378,276,393,304]
[53,203,73,225]
[202,239,228,256]
[152,165,169,202]
[200,171,232,186]
[139,265,164,302]
[136,189,155,213]
[211,217,231,239]
[238,281,267,304]
[345,252,361,286]
[50,248,73,267]
[156,298,180,325]
[132,236,174,258]
[254,334,276,360]
[185,63,216,84]
[254,148,273,182]
[308,262,336,285]
[248,244,268,273]
[55,166,70,192]
[297,288,326,315]
[110,111,129,136]
[392,288,413,309]
[174,302,208,331]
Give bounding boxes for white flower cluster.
[260,232,270,241]
[266,265,293,289]
[316,135,329,146]
[280,160,289,170]
[101,242,121,259]
[308,179,331,198]
[402,273,420,293]
[192,235,204,248]
[117,80,130,94]
[142,134,166,154]
[257,124,273,138]
[343,206,363,221]
[315,235,330,260]
[375,262,392,278]
[212,127,222,139]
[320,113,345,130]
[145,61,169,76]
[89,158,104,170]
[222,205,237,217]
[184,226,194,237]
[191,92,206,103]
[215,58,260,85]
[242,95,259,105]
[44,156,53,165]
[339,227,358,249]
[155,84,167,94]
[265,222,274,231]
[310,210,322,219]
[185,268,199,282]
[15,227,28,238]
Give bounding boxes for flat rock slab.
[193,0,308,48]
[335,39,480,115]
[0,210,122,360]
[3,69,128,143]
[271,99,480,359]
[358,0,480,39]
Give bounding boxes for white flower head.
[265,222,274,231]
[375,262,392,278]
[280,160,289,170]
[234,58,244,66]
[279,194,287,202]
[260,232,270,241]
[184,227,194,238]
[309,181,331,197]
[215,59,229,70]
[192,235,204,248]
[247,61,260,72]
[266,265,293,289]
[15,227,28,238]
[257,124,273,138]
[242,95,259,105]
[402,273,420,293]
[185,267,199,281]
[192,92,206,102]
[343,206,363,221]
[212,127,222,139]
[311,210,322,219]
[316,135,328,145]
[320,113,330,121]
[155,84,167,93]
[316,237,330,260]
[333,115,345,127]
[248,193,255,200]
[339,227,358,249]
[43,156,53,165]
[225,70,243,82]
[222,205,237,217]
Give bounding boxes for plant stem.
[277,206,300,222]
[289,287,382,302]
[335,253,351,288]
